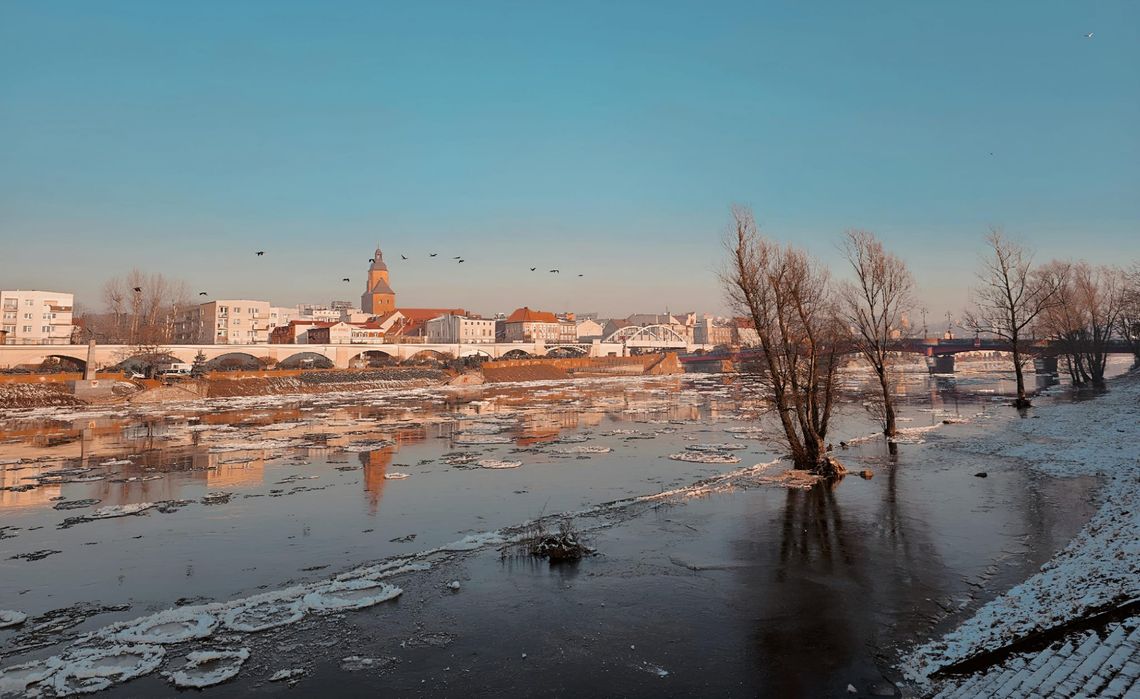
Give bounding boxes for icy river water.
[0,360,1131,697]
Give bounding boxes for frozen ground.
[901,371,1140,696]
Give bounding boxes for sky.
[1,1,1137,327]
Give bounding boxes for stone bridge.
[0,341,641,371]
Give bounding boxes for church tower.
[361,246,396,315]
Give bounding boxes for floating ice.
[685,443,747,452]
[107,608,218,644]
[302,580,402,612]
[164,648,249,689]
[221,595,305,633]
[0,610,27,628]
[99,459,133,466]
[269,668,306,682]
[477,459,522,469]
[551,445,612,454]
[0,659,58,695]
[452,434,511,445]
[86,503,156,520]
[668,451,741,464]
[49,645,166,696]
[383,472,410,480]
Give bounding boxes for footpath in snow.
[902,372,1140,697]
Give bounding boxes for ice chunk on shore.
[302,580,402,612]
[269,667,306,682]
[164,649,249,689]
[477,459,522,469]
[86,503,156,520]
[49,645,166,696]
[668,451,741,464]
[0,609,27,628]
[221,595,305,633]
[107,608,218,644]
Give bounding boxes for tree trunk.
[878,368,897,437]
[1011,344,1031,408]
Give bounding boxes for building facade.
[425,314,496,343]
[174,300,272,344]
[0,290,74,345]
[361,247,397,315]
[504,307,561,342]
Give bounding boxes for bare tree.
[1040,262,1125,387]
[963,230,1066,408]
[1119,264,1140,366]
[839,230,914,437]
[723,206,844,475]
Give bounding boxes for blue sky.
[1,1,1137,323]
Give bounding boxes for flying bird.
[1084,32,1093,38]
[457,259,465,264]
[578,274,584,277]
[530,267,536,271]
[198,292,208,296]
[429,253,438,257]
[453,256,462,260]
[369,258,375,263]
[132,287,142,293]
[256,251,265,256]
[401,255,407,260]
[549,269,560,274]
[342,277,350,282]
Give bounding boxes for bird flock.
[182,248,588,298]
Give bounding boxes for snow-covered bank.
[901,372,1140,691]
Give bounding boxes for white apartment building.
[174,300,272,344]
[425,314,496,343]
[268,307,295,331]
[0,290,74,345]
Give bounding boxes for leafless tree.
[723,206,844,475]
[839,230,914,437]
[1039,262,1125,387]
[1119,264,1140,366]
[963,230,1067,408]
[93,270,188,345]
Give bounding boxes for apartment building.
[174,300,272,344]
[425,314,496,343]
[504,307,562,342]
[0,290,74,345]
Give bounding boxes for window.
[22,325,32,333]
[42,326,51,333]
[24,313,32,320]
[24,299,33,306]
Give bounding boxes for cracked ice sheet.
[900,372,1140,689]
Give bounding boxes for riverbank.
[900,370,1140,697]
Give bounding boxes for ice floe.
[452,434,511,445]
[551,445,612,454]
[302,580,402,612]
[477,459,522,469]
[106,608,218,644]
[383,472,410,480]
[221,594,306,633]
[685,443,747,452]
[668,451,741,464]
[0,610,27,628]
[164,648,250,689]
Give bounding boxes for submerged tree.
[1039,261,1124,387]
[964,230,1066,409]
[723,207,844,475]
[839,230,914,437]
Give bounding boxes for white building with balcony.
[0,290,74,345]
[174,300,272,344]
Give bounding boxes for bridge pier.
[1032,356,1059,375]
[926,355,955,374]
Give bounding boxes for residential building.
[425,314,496,343]
[268,307,295,331]
[0,290,74,345]
[361,247,397,315]
[174,300,272,344]
[733,317,761,346]
[694,316,734,346]
[575,318,606,342]
[504,307,561,342]
[387,308,468,340]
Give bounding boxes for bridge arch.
[545,345,588,357]
[205,352,266,371]
[278,351,335,370]
[347,349,397,368]
[604,324,688,345]
[403,349,454,365]
[499,348,532,360]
